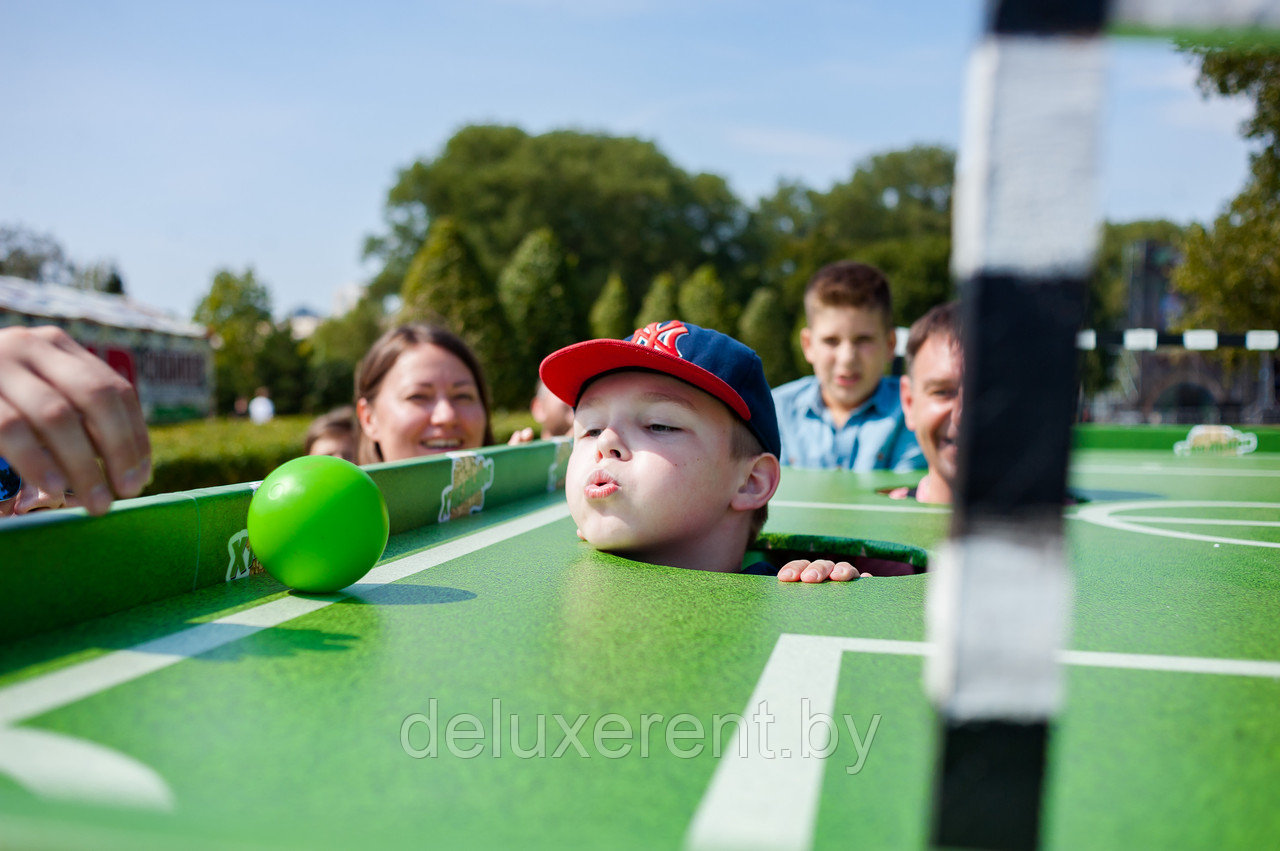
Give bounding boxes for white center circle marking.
[1074,500,1280,549]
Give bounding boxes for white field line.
[686,633,1280,851]
[0,503,571,726]
[1117,517,1280,528]
[1074,500,1280,549]
[1072,464,1280,478]
[771,500,949,515]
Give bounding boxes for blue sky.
[2,0,1255,320]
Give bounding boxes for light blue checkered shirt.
[771,375,923,471]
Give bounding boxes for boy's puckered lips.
[584,468,619,499]
[539,320,782,458]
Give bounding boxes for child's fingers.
[801,560,835,583]
[777,559,809,581]
[829,561,857,582]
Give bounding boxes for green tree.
[635,272,679,328]
[1173,47,1280,338]
[497,228,578,367]
[589,272,633,340]
[364,125,760,326]
[400,217,518,408]
[677,264,735,333]
[307,295,386,411]
[760,146,956,322]
[194,268,273,414]
[0,224,76,284]
[257,323,309,415]
[738,287,797,386]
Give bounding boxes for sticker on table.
[439,453,496,522]
[1174,425,1257,456]
[225,529,265,582]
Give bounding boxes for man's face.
[566,371,743,566]
[800,305,896,419]
[901,334,963,491]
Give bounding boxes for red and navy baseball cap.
[539,320,781,458]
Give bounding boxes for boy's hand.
[777,559,870,583]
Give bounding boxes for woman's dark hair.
[354,323,495,464]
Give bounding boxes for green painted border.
[0,438,572,643]
[1072,424,1280,452]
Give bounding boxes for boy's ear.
[799,326,814,364]
[732,453,781,512]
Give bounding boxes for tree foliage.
[194,268,273,413]
[0,224,77,284]
[757,146,955,324]
[589,272,633,340]
[498,228,578,366]
[400,217,519,407]
[635,272,679,329]
[677,264,735,333]
[1173,46,1280,338]
[364,125,758,327]
[307,295,385,411]
[738,287,797,387]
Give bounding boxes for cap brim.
[539,339,751,421]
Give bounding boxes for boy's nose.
[594,427,629,461]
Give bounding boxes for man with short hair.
[893,300,962,504]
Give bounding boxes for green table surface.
[0,438,1277,849]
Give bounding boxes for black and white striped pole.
[929,2,1280,849]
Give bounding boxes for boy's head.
[800,261,897,421]
[900,300,963,503]
[540,320,781,573]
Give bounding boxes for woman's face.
[358,343,488,460]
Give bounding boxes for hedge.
[144,410,539,494]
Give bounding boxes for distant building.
[1087,243,1279,425]
[0,276,213,423]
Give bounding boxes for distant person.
[248,386,275,424]
[540,319,864,582]
[356,323,513,464]
[890,301,962,504]
[0,325,151,517]
[531,379,573,439]
[304,406,358,463]
[233,396,249,418]
[772,261,922,472]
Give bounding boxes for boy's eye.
[647,423,678,433]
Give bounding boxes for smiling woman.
[354,324,497,465]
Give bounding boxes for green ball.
[247,455,389,593]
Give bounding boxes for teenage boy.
[892,300,962,504]
[772,261,922,471]
[540,320,864,582]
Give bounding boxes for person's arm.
[0,326,151,515]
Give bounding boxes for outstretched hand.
[0,326,151,515]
